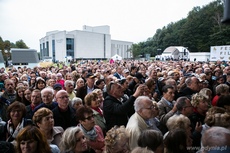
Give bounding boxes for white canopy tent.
[111,54,122,60]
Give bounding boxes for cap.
[156,67,161,71]
[36,77,45,83]
[135,72,145,83]
[123,69,129,74]
[86,73,96,79]
[135,72,143,79]
[53,83,62,90]
[56,73,62,77]
[118,78,126,84]
[167,70,175,76]
[158,77,165,82]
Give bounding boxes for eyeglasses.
[58,96,69,99]
[143,105,158,110]
[11,110,22,113]
[42,95,52,99]
[84,114,95,120]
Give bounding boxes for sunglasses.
[84,114,95,120]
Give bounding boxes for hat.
[53,83,62,90]
[167,70,175,76]
[158,77,165,82]
[156,67,161,71]
[56,73,62,77]
[118,78,126,84]
[86,73,96,79]
[135,73,145,83]
[123,69,129,74]
[135,72,143,80]
[36,77,45,83]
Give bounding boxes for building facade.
[39,25,133,62]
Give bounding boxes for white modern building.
[39,25,133,62]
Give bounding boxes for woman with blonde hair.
[33,107,63,147]
[59,126,95,153]
[199,88,212,105]
[166,114,192,141]
[104,126,130,153]
[201,106,230,134]
[189,93,209,151]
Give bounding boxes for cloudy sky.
[0,0,214,51]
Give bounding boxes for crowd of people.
[0,59,230,153]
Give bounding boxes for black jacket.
[189,110,205,151]
[178,87,197,99]
[103,95,136,131]
[52,106,77,130]
[76,85,98,104]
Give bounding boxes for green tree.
[131,0,229,57]
[15,39,29,48]
[0,37,29,62]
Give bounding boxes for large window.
[45,41,49,56]
[52,40,56,62]
[66,38,74,58]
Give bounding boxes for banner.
[210,45,230,61]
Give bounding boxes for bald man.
[201,127,230,153]
[52,90,77,130]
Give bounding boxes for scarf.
[7,119,24,142]
[79,124,98,141]
[92,107,103,117]
[31,104,36,111]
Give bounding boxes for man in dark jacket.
[103,81,144,131]
[1,79,16,104]
[52,90,77,130]
[76,73,97,104]
[178,76,200,99]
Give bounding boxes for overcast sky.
[0,0,215,51]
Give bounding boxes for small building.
[159,46,190,61]
[11,48,39,68]
[189,52,210,62]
